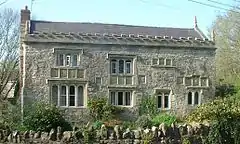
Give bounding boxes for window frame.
[110,59,133,75]
[56,53,79,67]
[109,90,133,107]
[187,91,201,106]
[156,90,171,110]
[51,84,85,108]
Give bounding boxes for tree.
[211,8,240,84]
[0,8,19,118]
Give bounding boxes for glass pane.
[68,69,76,78]
[164,95,169,108]
[188,92,192,105]
[72,55,78,66]
[194,92,199,105]
[139,75,146,84]
[78,86,84,106]
[193,76,199,86]
[152,58,158,65]
[125,61,131,73]
[201,78,208,86]
[110,76,117,84]
[51,68,58,77]
[118,92,123,105]
[59,54,64,66]
[159,58,164,65]
[69,86,75,95]
[158,95,162,108]
[166,59,171,66]
[185,77,191,86]
[60,69,67,78]
[110,92,115,105]
[177,77,183,84]
[77,69,84,78]
[126,76,132,85]
[66,55,71,66]
[119,60,124,73]
[69,96,75,106]
[96,77,102,84]
[52,85,58,105]
[60,96,66,106]
[125,92,131,106]
[118,76,124,85]
[111,60,116,74]
[61,86,66,95]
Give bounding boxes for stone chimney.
[20,6,30,24]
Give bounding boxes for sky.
[1,0,238,37]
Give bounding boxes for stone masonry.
[20,6,216,122]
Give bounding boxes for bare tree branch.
[0,8,19,102]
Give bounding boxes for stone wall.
[22,42,216,121]
[0,123,209,144]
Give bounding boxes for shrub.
[139,96,158,117]
[151,113,177,126]
[87,97,121,121]
[23,102,72,132]
[122,121,136,130]
[185,97,240,123]
[136,115,152,128]
[93,120,103,129]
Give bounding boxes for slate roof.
[24,20,215,48]
[29,20,205,39]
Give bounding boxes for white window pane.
[72,55,78,66]
[69,86,75,106]
[158,95,162,108]
[188,92,192,105]
[194,92,199,105]
[111,60,117,74]
[59,54,64,66]
[60,86,66,106]
[118,92,123,105]
[125,92,131,106]
[52,85,58,105]
[66,55,71,66]
[164,94,169,108]
[125,60,131,73]
[77,86,84,106]
[110,92,115,105]
[119,60,124,73]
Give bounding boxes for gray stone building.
[20,6,216,121]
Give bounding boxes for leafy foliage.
[151,113,177,126]
[87,97,121,121]
[215,83,237,98]
[138,96,158,117]
[136,115,152,128]
[23,102,72,132]
[185,97,240,123]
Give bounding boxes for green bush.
[87,97,121,121]
[93,120,103,129]
[23,102,72,132]
[151,113,177,126]
[136,115,152,128]
[185,97,240,123]
[139,96,158,117]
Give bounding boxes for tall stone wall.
[22,42,215,121]
[0,123,209,144]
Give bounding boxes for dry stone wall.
[0,123,209,144]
